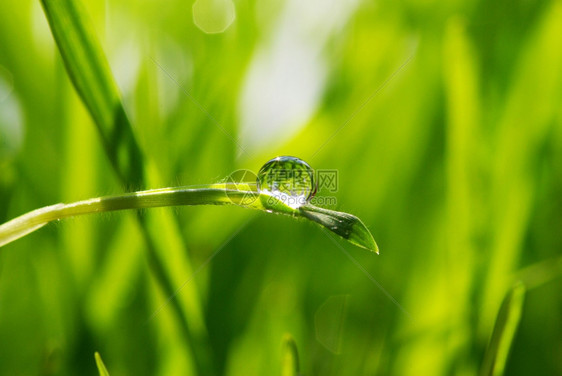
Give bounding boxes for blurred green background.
[1,0,562,375]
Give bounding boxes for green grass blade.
[0,185,378,253]
[299,205,379,253]
[479,0,562,336]
[281,334,300,376]
[515,256,562,290]
[40,0,143,184]
[480,283,526,376]
[94,352,110,376]
[39,2,217,373]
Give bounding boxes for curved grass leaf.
[0,184,378,253]
[30,6,377,376]
[480,282,526,376]
[39,1,215,374]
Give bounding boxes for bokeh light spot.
[192,0,235,34]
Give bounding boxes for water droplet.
[257,156,316,209]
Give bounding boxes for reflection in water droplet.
[257,156,316,209]
[192,0,236,34]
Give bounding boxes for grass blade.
[40,0,144,184]
[39,1,216,374]
[0,185,378,253]
[480,282,526,376]
[281,334,300,376]
[299,205,378,253]
[94,352,110,376]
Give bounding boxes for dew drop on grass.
[257,156,316,209]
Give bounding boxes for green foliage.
[0,0,561,375]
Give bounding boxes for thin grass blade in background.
[480,283,526,376]
[281,335,300,376]
[94,352,110,376]
[39,1,215,374]
[442,16,480,374]
[480,0,562,336]
[40,0,144,184]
